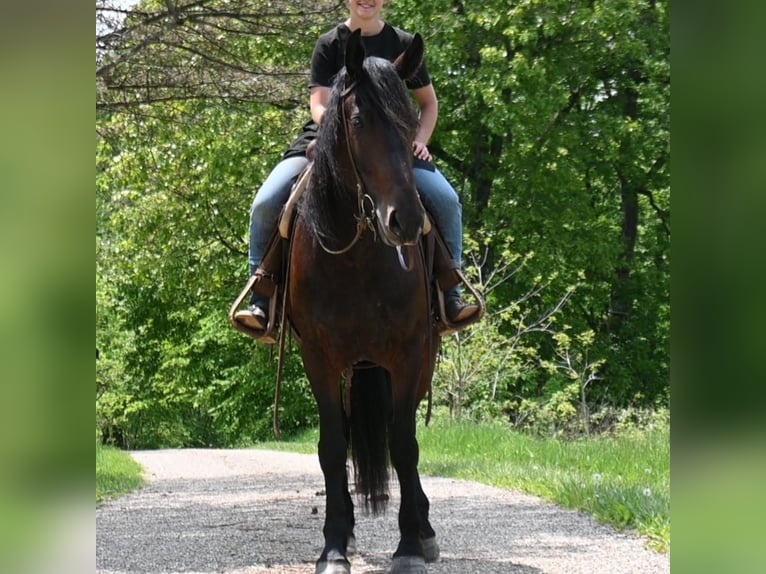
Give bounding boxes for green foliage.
[395,0,669,405]
[96,93,318,447]
[96,0,668,447]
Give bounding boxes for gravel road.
[96,449,669,574]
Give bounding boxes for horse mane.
[300,56,420,245]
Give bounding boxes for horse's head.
[308,29,426,249]
[341,30,426,246]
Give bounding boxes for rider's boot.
[234,231,283,337]
[431,229,481,328]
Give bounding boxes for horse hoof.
[390,556,427,574]
[315,559,351,574]
[347,534,357,557]
[422,536,440,563]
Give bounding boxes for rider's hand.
[306,139,317,161]
[412,141,432,162]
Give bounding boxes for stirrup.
[435,269,485,336]
[228,275,279,344]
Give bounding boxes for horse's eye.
[350,115,363,129]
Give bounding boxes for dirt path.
[96,449,669,574]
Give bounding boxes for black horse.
[287,30,440,574]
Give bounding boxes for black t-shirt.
[310,23,431,90]
[283,23,431,159]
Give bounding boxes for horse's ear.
[345,28,365,85]
[393,33,424,81]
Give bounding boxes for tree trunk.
[607,70,642,333]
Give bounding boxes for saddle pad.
[279,163,313,239]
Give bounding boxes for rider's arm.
[412,84,438,161]
[310,86,332,125]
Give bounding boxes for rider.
[235,0,479,335]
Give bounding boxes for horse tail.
[349,365,391,515]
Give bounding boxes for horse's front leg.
[388,387,427,574]
[305,353,353,574]
[415,472,439,563]
[415,343,440,564]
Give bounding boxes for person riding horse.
[233,0,481,341]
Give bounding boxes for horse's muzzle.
[380,206,424,247]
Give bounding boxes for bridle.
[314,78,377,256]
[314,78,416,271]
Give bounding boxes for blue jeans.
[248,156,309,275]
[248,157,464,297]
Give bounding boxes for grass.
[258,420,669,553]
[96,442,145,504]
[257,429,320,454]
[416,420,669,552]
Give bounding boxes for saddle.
[228,164,485,343]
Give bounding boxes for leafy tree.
[393,0,669,406]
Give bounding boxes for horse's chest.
[291,245,423,331]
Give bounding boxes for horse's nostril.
[386,207,423,244]
[389,210,403,236]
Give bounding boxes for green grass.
[258,421,669,552]
[257,428,319,454]
[96,442,145,504]
[416,421,669,552]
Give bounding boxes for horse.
[286,29,440,574]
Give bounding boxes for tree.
[393,0,669,404]
[96,1,337,446]
[97,0,343,111]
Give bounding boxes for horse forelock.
[357,57,419,141]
